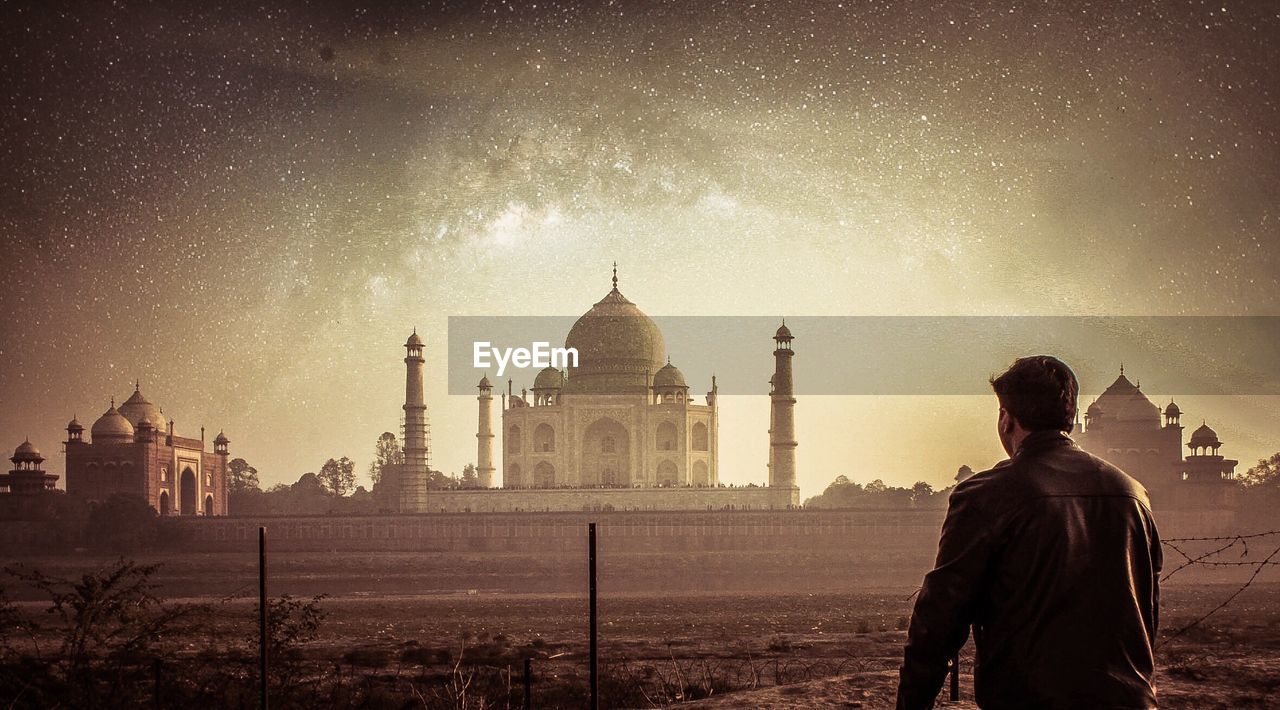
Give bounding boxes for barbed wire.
[1161,529,1280,582]
[1157,539,1280,648]
[1163,529,1280,543]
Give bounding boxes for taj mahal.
[394,267,800,513]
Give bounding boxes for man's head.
[989,355,1079,455]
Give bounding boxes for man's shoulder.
[1069,446,1153,504]
[950,458,1014,499]
[1022,442,1153,506]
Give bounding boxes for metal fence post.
[524,656,533,709]
[949,652,960,701]
[589,522,598,710]
[259,526,269,710]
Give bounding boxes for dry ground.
[3,552,1278,707]
[200,586,1280,707]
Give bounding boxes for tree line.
[806,454,1280,513]
[226,431,483,516]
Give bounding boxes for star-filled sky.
[2,1,1278,496]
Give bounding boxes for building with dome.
[497,269,720,490]
[1074,367,1237,507]
[0,439,59,495]
[395,267,799,513]
[64,384,230,515]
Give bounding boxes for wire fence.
[1158,529,1280,646]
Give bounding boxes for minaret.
[768,321,797,489]
[400,330,429,512]
[213,430,230,516]
[476,374,495,488]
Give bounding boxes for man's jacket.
[897,430,1161,709]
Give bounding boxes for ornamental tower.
[476,374,495,488]
[1,439,59,494]
[768,321,797,490]
[400,330,430,512]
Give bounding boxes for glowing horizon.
[3,2,1279,498]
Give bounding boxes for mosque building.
[1074,367,1237,507]
[496,267,720,490]
[395,267,800,513]
[62,384,230,515]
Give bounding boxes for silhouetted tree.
[227,458,260,494]
[459,463,479,489]
[1241,452,1280,488]
[317,458,356,497]
[426,469,456,490]
[911,481,935,504]
[368,432,403,486]
[805,476,949,509]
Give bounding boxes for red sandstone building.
[64,384,230,515]
[1074,368,1237,508]
[1,439,59,494]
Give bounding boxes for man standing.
[897,356,1162,709]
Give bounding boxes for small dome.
[1189,423,1220,447]
[213,430,230,445]
[67,417,83,432]
[91,404,135,443]
[653,361,687,388]
[1086,400,1103,417]
[478,374,492,389]
[775,322,793,340]
[12,439,42,462]
[534,366,563,390]
[1165,400,1181,417]
[137,418,153,430]
[406,331,423,347]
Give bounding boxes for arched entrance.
[692,460,710,486]
[180,467,197,515]
[159,490,171,515]
[204,494,214,516]
[657,460,678,487]
[581,418,629,487]
[534,461,555,488]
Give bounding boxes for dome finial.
[1119,363,1124,376]
[134,380,140,392]
[612,261,618,290]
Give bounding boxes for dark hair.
[989,355,1078,432]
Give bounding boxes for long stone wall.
[408,485,798,513]
[0,505,1256,594]
[170,506,1239,555]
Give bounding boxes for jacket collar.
[1014,429,1075,458]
